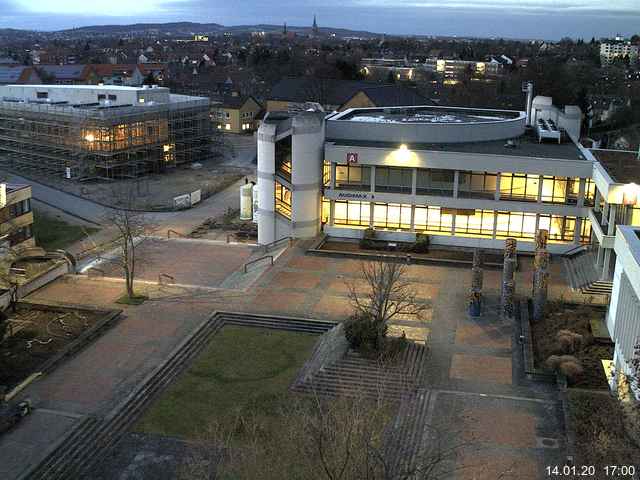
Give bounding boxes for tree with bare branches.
[178,390,474,480]
[345,260,426,354]
[101,186,157,301]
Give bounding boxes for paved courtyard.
[0,240,574,478]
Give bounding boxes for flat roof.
[12,84,168,92]
[590,149,640,184]
[328,129,586,161]
[336,105,520,124]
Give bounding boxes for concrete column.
[603,201,610,226]
[594,189,602,212]
[370,165,376,194]
[608,205,617,236]
[495,173,501,201]
[537,175,543,203]
[330,162,336,189]
[329,200,335,226]
[573,216,583,244]
[453,170,460,198]
[291,112,325,239]
[596,245,604,267]
[411,167,417,196]
[369,203,374,228]
[257,122,277,245]
[603,249,612,280]
[410,205,416,232]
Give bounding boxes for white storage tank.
[252,184,259,223]
[240,179,253,220]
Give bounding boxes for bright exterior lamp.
[623,183,640,206]
[396,144,410,163]
[84,133,95,142]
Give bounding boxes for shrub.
[556,329,584,354]
[410,234,430,254]
[546,354,584,381]
[344,312,387,355]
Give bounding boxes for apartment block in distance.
[0,183,34,251]
[600,36,639,65]
[0,84,212,179]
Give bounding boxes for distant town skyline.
[1,0,638,40]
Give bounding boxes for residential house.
[0,66,42,85]
[0,184,34,251]
[36,65,99,85]
[213,94,262,133]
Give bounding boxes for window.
[323,161,331,187]
[458,171,497,199]
[8,224,33,246]
[334,201,370,227]
[580,218,592,244]
[540,176,578,204]
[335,165,371,190]
[538,214,576,242]
[372,203,411,230]
[495,211,537,239]
[321,198,331,224]
[416,169,454,196]
[225,112,230,119]
[36,91,48,99]
[375,167,412,193]
[108,94,117,101]
[454,209,495,237]
[584,179,596,207]
[275,181,292,219]
[500,173,539,202]
[275,137,292,180]
[98,94,106,100]
[9,198,31,218]
[414,205,453,233]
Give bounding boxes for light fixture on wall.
[623,182,639,206]
[396,144,410,163]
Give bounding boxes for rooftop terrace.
[337,106,520,124]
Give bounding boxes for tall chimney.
[523,81,534,126]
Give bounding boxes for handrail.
[167,229,187,239]
[563,243,591,257]
[243,255,274,273]
[261,236,293,253]
[158,273,175,284]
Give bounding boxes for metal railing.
[243,255,274,273]
[158,273,175,285]
[261,236,293,253]
[167,229,187,239]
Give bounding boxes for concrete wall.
[0,84,171,106]
[327,107,526,144]
[257,122,277,245]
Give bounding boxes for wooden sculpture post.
[532,229,550,321]
[469,248,483,317]
[501,238,517,318]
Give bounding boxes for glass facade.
[375,167,412,193]
[275,181,292,219]
[334,200,370,227]
[416,169,455,196]
[335,165,371,190]
[457,171,497,199]
[499,173,540,202]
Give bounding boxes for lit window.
[275,181,292,219]
[225,124,231,130]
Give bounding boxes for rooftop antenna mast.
[522,81,534,127]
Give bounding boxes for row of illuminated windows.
[326,200,591,243]
[330,164,596,206]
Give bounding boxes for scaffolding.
[0,94,212,180]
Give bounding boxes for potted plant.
[468,290,482,317]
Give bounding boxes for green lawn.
[32,210,99,251]
[135,325,318,439]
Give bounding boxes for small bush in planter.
[360,228,377,249]
[411,234,430,253]
[344,312,387,355]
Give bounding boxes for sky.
[1,0,639,40]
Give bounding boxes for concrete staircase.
[562,250,613,297]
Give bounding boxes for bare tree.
[179,390,473,480]
[101,185,156,300]
[347,260,426,327]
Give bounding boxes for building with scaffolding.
[0,84,212,179]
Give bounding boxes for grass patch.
[115,294,148,305]
[135,325,318,439]
[32,210,99,251]
[568,390,640,468]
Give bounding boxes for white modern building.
[257,97,606,254]
[607,225,640,395]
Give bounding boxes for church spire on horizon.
[312,14,318,34]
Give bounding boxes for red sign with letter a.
[346,152,358,163]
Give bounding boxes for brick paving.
[1,240,575,479]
